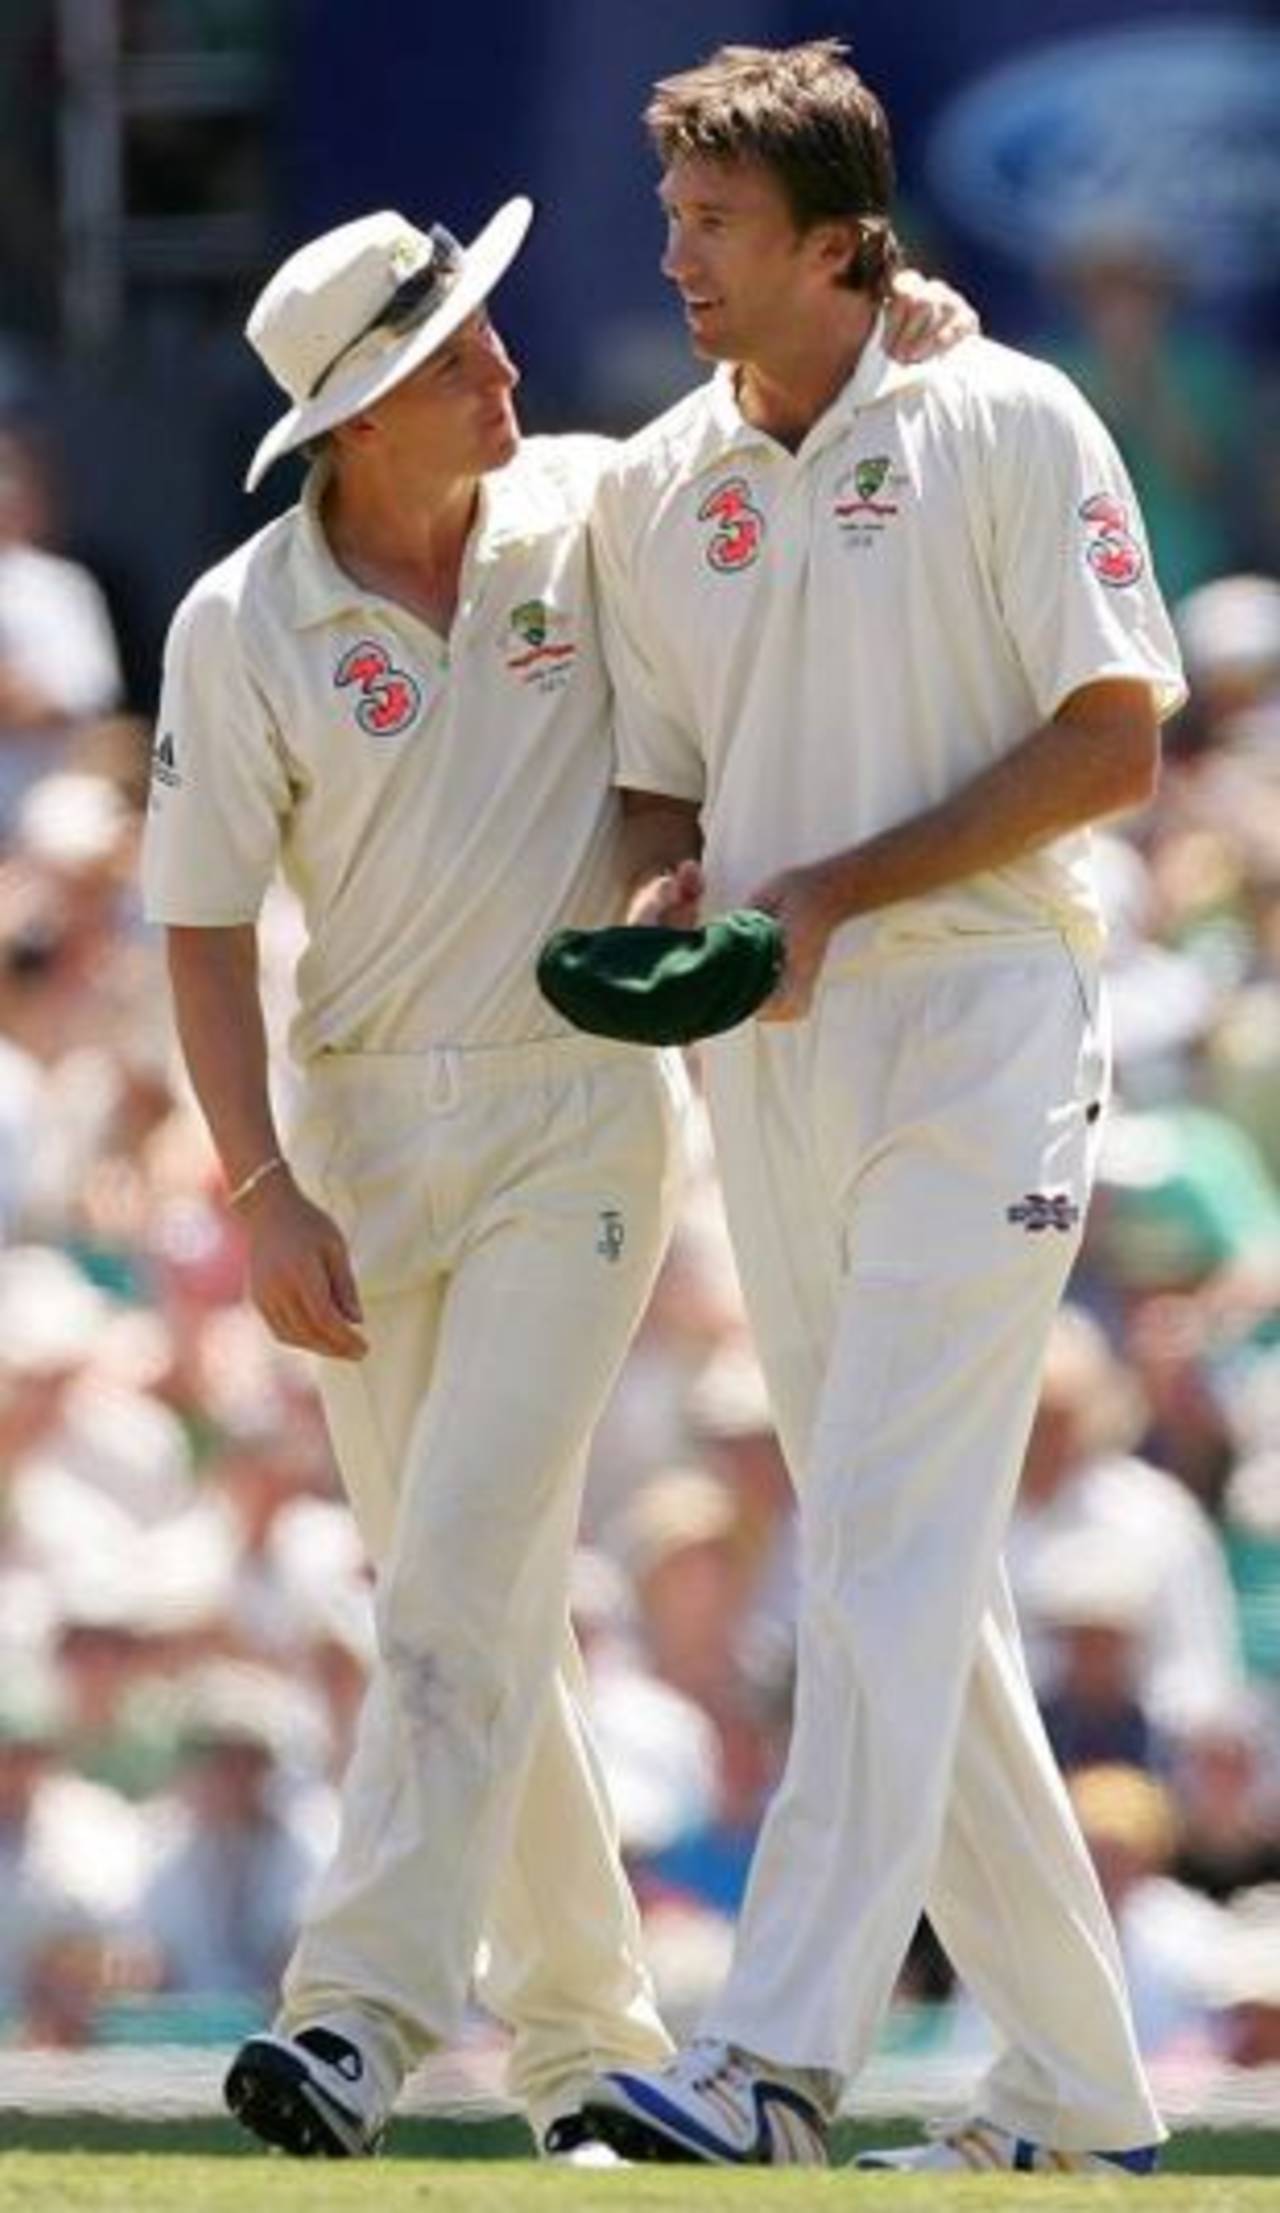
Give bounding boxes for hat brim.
[244,195,534,492]
[536,910,786,1047]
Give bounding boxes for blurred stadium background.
[0,0,1276,2158]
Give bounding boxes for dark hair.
[646,40,901,297]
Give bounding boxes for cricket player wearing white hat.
[142,185,974,2163]
[581,39,1183,2176]
[145,194,681,2167]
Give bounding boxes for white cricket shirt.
[143,436,629,1056]
[593,327,1186,960]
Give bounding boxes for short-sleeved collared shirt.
[143,436,628,1056]
[592,329,1186,961]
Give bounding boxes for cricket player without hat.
[242,197,533,491]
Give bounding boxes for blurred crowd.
[0,223,1278,2106]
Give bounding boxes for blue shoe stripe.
[753,2082,826,2165]
[1100,2144,1159,2175]
[607,2073,752,2164]
[602,2071,823,2167]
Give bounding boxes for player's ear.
[807,217,862,285]
[330,410,378,456]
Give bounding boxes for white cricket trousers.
[277,1035,683,2127]
[699,933,1163,2153]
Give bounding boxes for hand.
[883,267,979,364]
[626,856,705,928]
[242,1173,367,1360]
[749,861,842,1022]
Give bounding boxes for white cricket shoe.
[855,2118,1159,2175]
[541,2112,631,2166]
[581,2038,831,2166]
[224,2024,388,2156]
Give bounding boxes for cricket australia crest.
[833,453,907,545]
[503,599,578,690]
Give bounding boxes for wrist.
[227,1153,290,1212]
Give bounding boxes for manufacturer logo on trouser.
[1006,1191,1080,1232]
[597,1209,625,1261]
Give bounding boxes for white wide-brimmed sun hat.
[243,195,533,492]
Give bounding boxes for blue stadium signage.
[926,23,1280,294]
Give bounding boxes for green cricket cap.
[536,909,785,1046]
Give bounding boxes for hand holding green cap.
[536,910,786,1046]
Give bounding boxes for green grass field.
[2,2157,1280,2213]
[1,2115,1279,2213]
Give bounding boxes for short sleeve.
[142,585,291,925]
[590,468,706,804]
[987,368,1187,725]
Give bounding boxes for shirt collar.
[477,445,588,556]
[285,463,371,630]
[700,312,929,466]
[284,448,557,630]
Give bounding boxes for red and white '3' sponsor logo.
[1079,492,1144,588]
[334,638,423,736]
[698,476,764,572]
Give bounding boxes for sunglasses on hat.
[309,225,465,396]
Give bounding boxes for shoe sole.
[854,2143,1160,2177]
[224,2042,376,2158]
